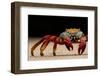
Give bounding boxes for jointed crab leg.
[78,42,86,55]
[40,39,50,56]
[64,38,73,51]
[53,42,57,56]
[53,37,63,56]
[65,45,70,51]
[40,36,57,56]
[78,36,86,55]
[31,35,51,56]
[31,39,44,56]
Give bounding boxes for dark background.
[28,15,88,38]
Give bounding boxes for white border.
[20,6,95,70]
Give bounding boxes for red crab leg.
[40,36,57,56]
[78,36,86,55]
[53,37,64,56]
[53,37,63,56]
[31,35,51,56]
[53,42,57,56]
[64,37,73,51]
[40,39,50,56]
[78,42,86,55]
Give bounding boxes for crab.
[31,28,87,56]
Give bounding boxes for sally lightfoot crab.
[31,28,87,56]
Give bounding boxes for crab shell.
[59,30,84,42]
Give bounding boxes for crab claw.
[64,37,73,51]
[78,37,86,55]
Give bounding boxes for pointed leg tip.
[53,52,56,56]
[78,53,81,55]
[40,53,44,56]
[78,49,84,55]
[31,51,34,56]
[66,46,70,51]
[78,47,86,55]
[69,47,73,51]
[79,52,82,55]
[31,54,34,56]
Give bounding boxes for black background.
[28,15,88,37]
